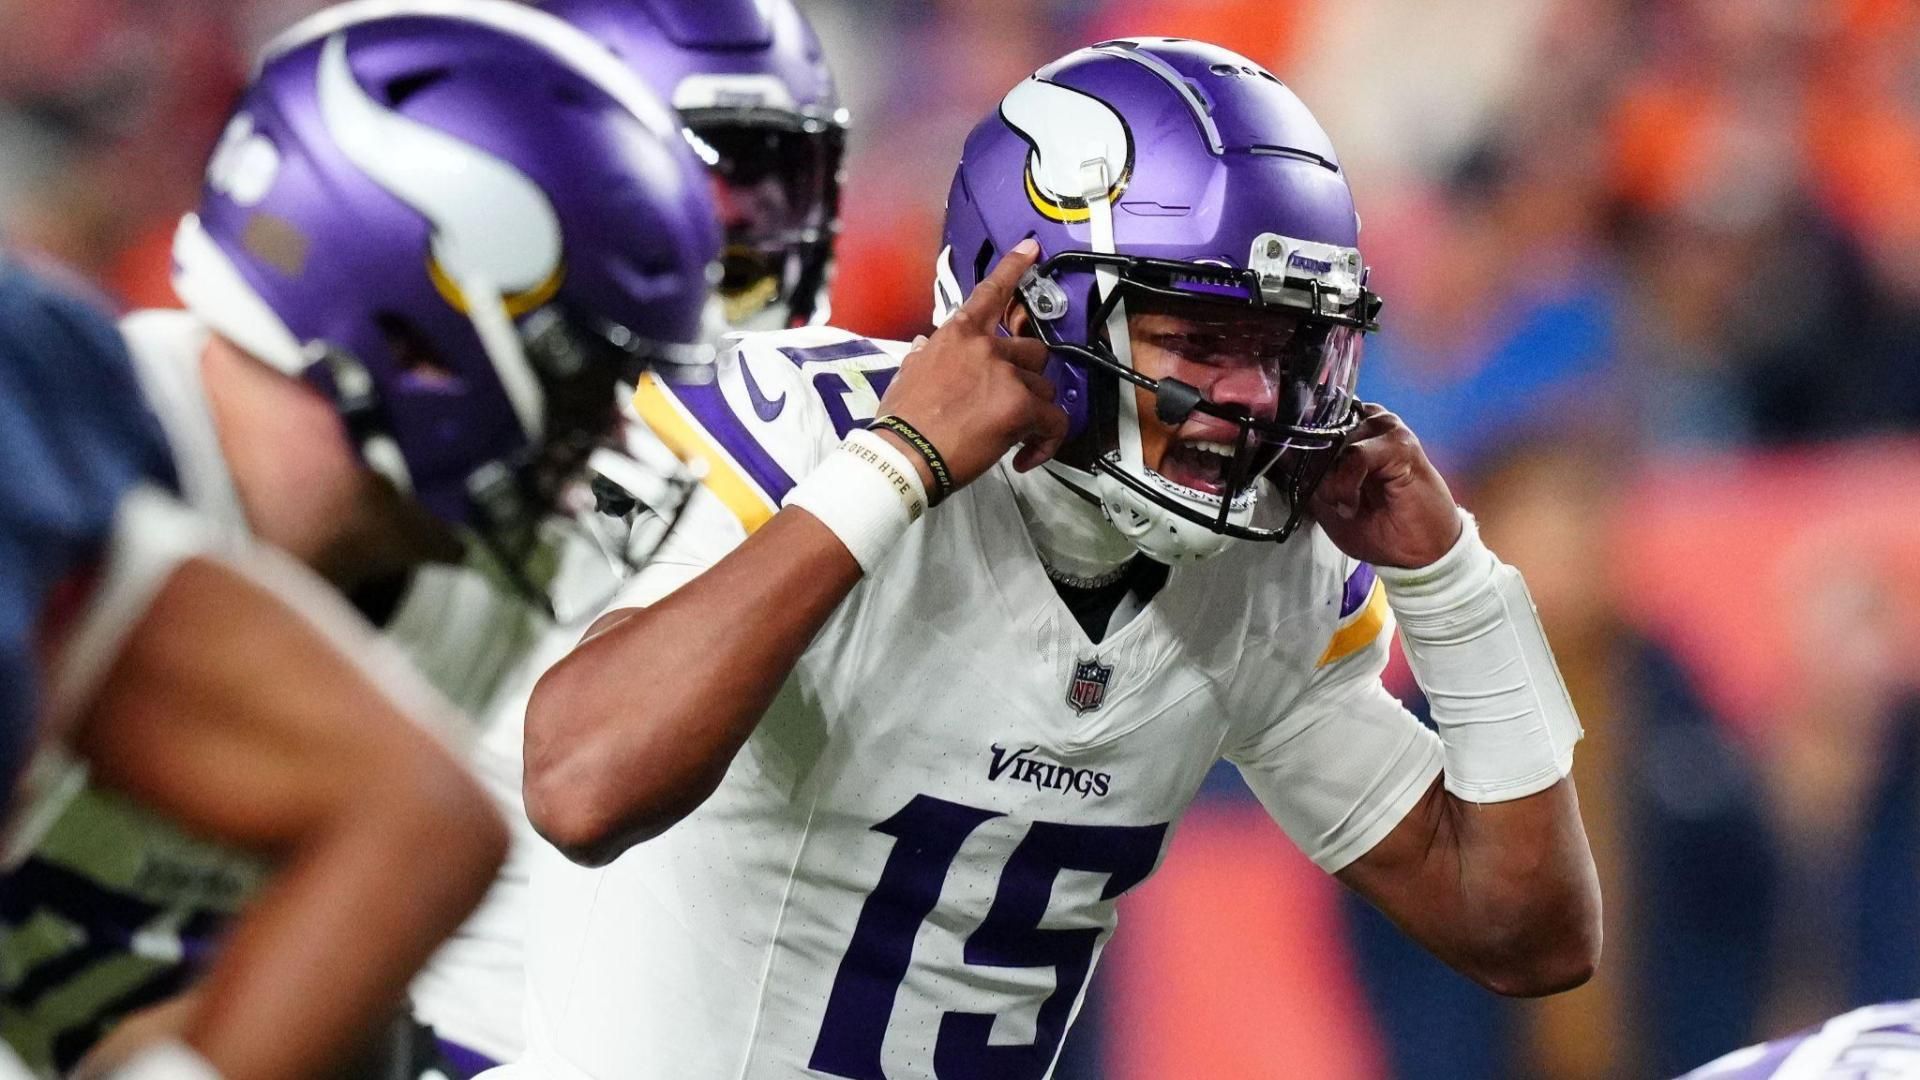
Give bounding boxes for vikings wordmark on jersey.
[514,326,1437,1080]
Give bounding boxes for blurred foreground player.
[510,39,1600,1079]
[0,259,507,1078]
[407,0,843,1070]
[0,1,718,1075]
[1678,1000,1920,1079]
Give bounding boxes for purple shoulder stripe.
[1339,563,1376,618]
[663,378,798,504]
[777,338,882,366]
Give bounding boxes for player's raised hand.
[1308,403,1463,569]
[873,238,1068,492]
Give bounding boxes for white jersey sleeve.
[1223,558,1444,873]
[612,327,910,609]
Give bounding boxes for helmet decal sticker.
[205,113,282,208]
[999,78,1133,224]
[315,32,565,315]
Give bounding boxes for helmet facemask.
[312,291,708,623]
[683,106,845,330]
[1016,235,1378,560]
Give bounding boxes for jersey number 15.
[809,794,1167,1080]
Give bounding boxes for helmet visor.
[686,116,843,321]
[1121,289,1363,458]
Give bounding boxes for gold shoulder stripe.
[1317,579,1387,667]
[631,373,776,535]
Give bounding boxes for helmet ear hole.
[383,69,450,106]
[972,238,996,285]
[375,311,461,388]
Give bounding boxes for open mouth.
[1158,439,1236,497]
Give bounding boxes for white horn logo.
[316,33,564,315]
[999,78,1133,223]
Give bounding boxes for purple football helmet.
[938,39,1381,561]
[171,0,720,593]
[539,0,845,330]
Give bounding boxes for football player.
[0,1,719,1076]
[509,39,1601,1080]
[535,0,844,333]
[409,0,845,1071]
[1677,1001,1920,1078]
[0,255,509,1075]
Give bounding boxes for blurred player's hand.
[1309,403,1462,569]
[874,238,1068,489]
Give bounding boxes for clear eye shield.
[1016,239,1379,542]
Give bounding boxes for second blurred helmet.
[542,0,846,330]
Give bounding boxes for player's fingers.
[1013,398,1070,472]
[954,237,1040,331]
[1012,366,1056,402]
[1312,438,1384,517]
[997,336,1051,374]
[907,334,930,354]
[1344,402,1398,442]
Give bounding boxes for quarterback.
[518,39,1601,1080]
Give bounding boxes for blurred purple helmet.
[540,0,845,330]
[171,0,720,586]
[938,38,1381,561]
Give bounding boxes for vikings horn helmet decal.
[315,33,564,321]
[939,39,1380,563]
[999,79,1132,224]
[172,0,721,605]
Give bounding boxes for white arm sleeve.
[1223,609,1442,873]
[1377,510,1582,804]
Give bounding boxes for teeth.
[1187,441,1234,459]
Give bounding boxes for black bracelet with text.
[867,415,954,506]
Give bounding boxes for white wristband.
[103,1041,221,1080]
[1376,509,1583,803]
[783,429,928,573]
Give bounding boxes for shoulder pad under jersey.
[631,327,911,534]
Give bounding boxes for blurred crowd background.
[4,0,1918,1076]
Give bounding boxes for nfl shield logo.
[1066,658,1114,715]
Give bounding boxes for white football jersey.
[513,327,1442,1080]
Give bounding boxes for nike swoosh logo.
[739,354,786,422]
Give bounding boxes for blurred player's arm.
[525,242,1064,866]
[49,501,506,1080]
